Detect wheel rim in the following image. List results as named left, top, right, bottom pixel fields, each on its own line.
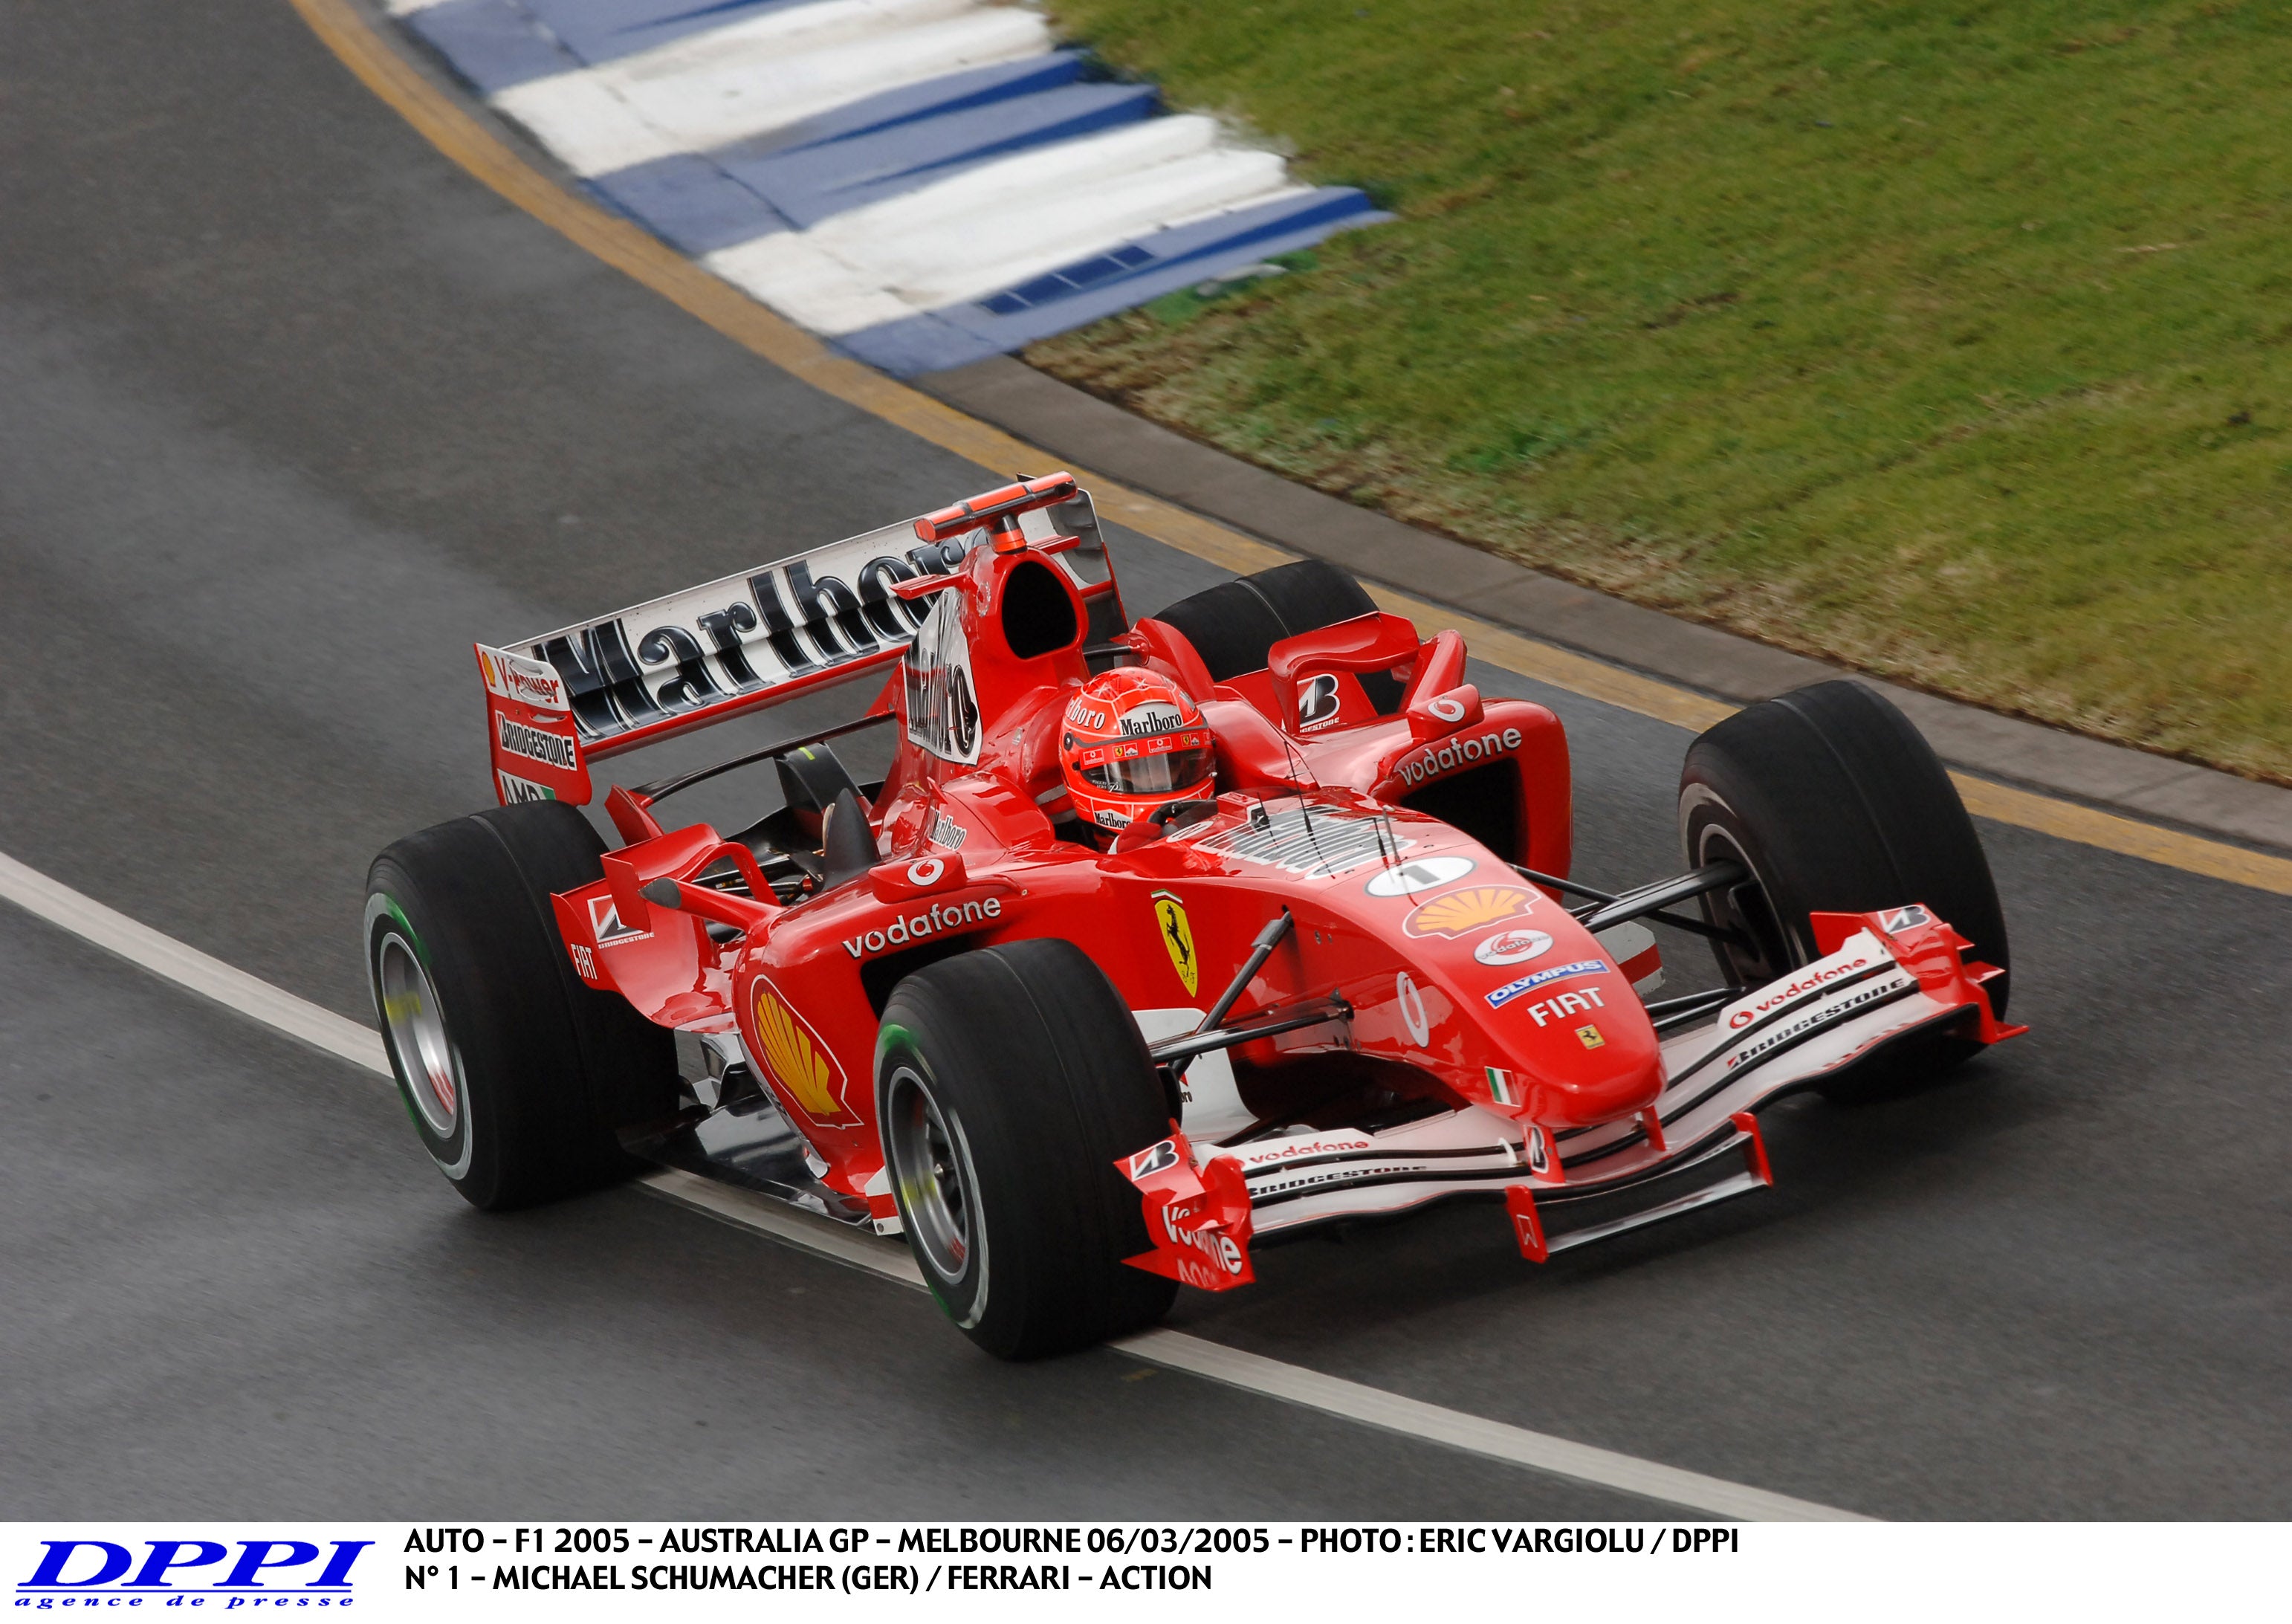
left=1691, top=821, right=1796, bottom=986
left=378, top=935, right=459, bottom=1136
left=884, top=1064, right=971, bottom=1284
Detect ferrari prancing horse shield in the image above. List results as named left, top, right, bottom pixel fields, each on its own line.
left=1152, top=890, right=1199, bottom=997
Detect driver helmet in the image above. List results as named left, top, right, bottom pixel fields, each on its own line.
left=1058, top=668, right=1215, bottom=833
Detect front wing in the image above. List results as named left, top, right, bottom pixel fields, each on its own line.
left=1118, top=905, right=2022, bottom=1288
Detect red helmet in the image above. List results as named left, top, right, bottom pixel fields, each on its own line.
left=1058, top=669, right=1216, bottom=833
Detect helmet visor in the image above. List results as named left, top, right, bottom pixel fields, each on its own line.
left=1080, top=745, right=1214, bottom=798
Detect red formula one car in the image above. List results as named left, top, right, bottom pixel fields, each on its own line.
left=366, top=474, right=2023, bottom=1358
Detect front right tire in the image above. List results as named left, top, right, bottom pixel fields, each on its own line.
left=1680, top=680, right=2010, bottom=1008
left=1680, top=682, right=2010, bottom=1099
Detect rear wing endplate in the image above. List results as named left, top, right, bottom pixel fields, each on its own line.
left=476, top=491, right=1116, bottom=806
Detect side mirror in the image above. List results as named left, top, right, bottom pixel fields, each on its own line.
left=1267, top=612, right=1422, bottom=733
left=638, top=876, right=774, bottom=936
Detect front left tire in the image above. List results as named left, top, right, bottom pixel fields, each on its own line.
left=875, top=938, right=1178, bottom=1359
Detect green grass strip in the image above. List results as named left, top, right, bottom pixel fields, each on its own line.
left=1032, top=0, right=2292, bottom=780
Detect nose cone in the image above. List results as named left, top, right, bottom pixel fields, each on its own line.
left=1325, top=841, right=1665, bottom=1130
left=1505, top=1004, right=1664, bottom=1126
left=1446, top=925, right=1665, bottom=1127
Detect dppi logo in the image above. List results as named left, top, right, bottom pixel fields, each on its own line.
left=1295, top=674, right=1341, bottom=731
left=19, top=1538, right=372, bottom=1602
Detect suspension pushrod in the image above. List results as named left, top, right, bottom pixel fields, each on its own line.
left=1194, top=909, right=1295, bottom=1037
left=1151, top=997, right=1347, bottom=1064
left=1517, top=863, right=1746, bottom=946
left=1593, top=905, right=1749, bottom=948
left=1642, top=984, right=1744, bottom=1034
left=1509, top=863, right=1619, bottom=905
left=1168, top=908, right=1296, bottom=1085
left=1577, top=861, right=1748, bottom=936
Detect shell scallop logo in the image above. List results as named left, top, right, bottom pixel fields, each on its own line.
left=750, top=980, right=858, bottom=1126
left=1405, top=885, right=1535, bottom=939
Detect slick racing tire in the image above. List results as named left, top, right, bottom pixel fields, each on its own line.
left=1152, top=559, right=1402, bottom=709
left=875, top=939, right=1178, bottom=1359
left=1680, top=682, right=2010, bottom=1093
left=364, top=801, right=676, bottom=1211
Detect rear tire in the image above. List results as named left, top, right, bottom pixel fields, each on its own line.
left=1679, top=682, right=2009, bottom=1095
left=875, top=939, right=1178, bottom=1359
left=364, top=801, right=676, bottom=1210
left=1151, top=559, right=1402, bottom=709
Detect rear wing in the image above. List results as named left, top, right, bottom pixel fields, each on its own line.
left=476, top=488, right=1119, bottom=806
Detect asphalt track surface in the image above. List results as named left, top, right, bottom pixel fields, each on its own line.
left=4, top=0, right=2291, bottom=1522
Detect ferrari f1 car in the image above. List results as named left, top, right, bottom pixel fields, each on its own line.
left=366, top=473, right=2023, bottom=1359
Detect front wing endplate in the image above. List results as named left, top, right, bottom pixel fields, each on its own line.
left=1116, top=1127, right=1257, bottom=1291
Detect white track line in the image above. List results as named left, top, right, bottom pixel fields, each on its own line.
left=0, top=847, right=1862, bottom=1522
left=644, top=1166, right=928, bottom=1284
left=642, top=1168, right=1865, bottom=1521
left=0, top=849, right=388, bottom=1075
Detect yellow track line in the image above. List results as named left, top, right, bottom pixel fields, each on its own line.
left=288, top=0, right=2292, bottom=901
